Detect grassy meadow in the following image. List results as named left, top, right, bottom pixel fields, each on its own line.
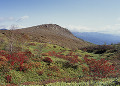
left=0, top=32, right=120, bottom=86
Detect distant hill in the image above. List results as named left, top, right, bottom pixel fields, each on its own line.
left=16, top=24, right=90, bottom=49
left=72, top=32, right=120, bottom=45
left=0, top=29, right=7, bottom=30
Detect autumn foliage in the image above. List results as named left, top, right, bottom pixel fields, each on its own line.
left=0, top=50, right=30, bottom=71
left=43, top=57, right=53, bottom=64
left=5, top=75, right=12, bottom=83
left=83, top=56, right=118, bottom=78
left=48, top=51, right=82, bottom=64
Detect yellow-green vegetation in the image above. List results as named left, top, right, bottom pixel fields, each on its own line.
left=18, top=78, right=120, bottom=86
left=0, top=34, right=120, bottom=86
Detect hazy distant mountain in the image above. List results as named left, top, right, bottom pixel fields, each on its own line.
left=0, top=29, right=7, bottom=30
left=72, top=32, right=120, bottom=45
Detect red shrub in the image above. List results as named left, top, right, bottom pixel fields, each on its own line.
left=48, top=51, right=81, bottom=64
left=19, top=63, right=30, bottom=72
left=0, top=50, right=31, bottom=71
left=5, top=52, right=29, bottom=71
left=43, top=57, right=53, bottom=64
left=47, top=73, right=53, bottom=76
left=24, top=50, right=34, bottom=57
left=5, top=75, right=12, bottom=83
left=83, top=57, right=118, bottom=78
left=82, top=64, right=89, bottom=73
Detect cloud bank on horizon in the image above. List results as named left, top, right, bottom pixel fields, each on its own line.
left=66, top=23, right=120, bottom=36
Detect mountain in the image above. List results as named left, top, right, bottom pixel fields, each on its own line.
left=0, top=28, right=7, bottom=30
left=72, top=32, right=120, bottom=45
left=15, top=24, right=90, bottom=49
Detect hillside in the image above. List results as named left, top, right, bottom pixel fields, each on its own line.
left=72, top=32, right=120, bottom=45
left=0, top=41, right=119, bottom=85
left=0, top=26, right=120, bottom=85
left=0, top=24, right=120, bottom=85
left=17, top=24, right=90, bottom=49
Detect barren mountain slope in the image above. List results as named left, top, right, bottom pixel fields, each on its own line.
left=17, top=24, right=90, bottom=49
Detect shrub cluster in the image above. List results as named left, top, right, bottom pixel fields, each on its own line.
left=48, top=51, right=82, bottom=64
left=0, top=50, right=31, bottom=72
left=49, top=66, right=59, bottom=72
left=37, top=70, right=44, bottom=76
left=43, top=57, right=53, bottom=64
left=83, top=56, right=119, bottom=78
left=5, top=75, right=12, bottom=83
left=80, top=45, right=115, bottom=54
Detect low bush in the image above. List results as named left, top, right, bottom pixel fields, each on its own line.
left=43, top=57, right=53, bottom=64
left=63, top=62, right=78, bottom=69
left=37, top=70, right=44, bottom=76
left=49, top=66, right=59, bottom=72
left=5, top=75, right=12, bottom=83
left=48, top=51, right=82, bottom=64
left=80, top=45, right=114, bottom=54
left=83, top=57, right=119, bottom=79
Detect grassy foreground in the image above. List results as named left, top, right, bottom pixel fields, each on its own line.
left=0, top=33, right=120, bottom=86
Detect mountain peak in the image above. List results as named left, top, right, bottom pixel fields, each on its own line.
left=35, top=24, right=71, bottom=35
left=17, top=24, right=90, bottom=49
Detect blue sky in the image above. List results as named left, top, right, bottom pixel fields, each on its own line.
left=1, top=0, right=120, bottom=35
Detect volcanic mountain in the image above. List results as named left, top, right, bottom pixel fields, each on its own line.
left=1, top=24, right=91, bottom=49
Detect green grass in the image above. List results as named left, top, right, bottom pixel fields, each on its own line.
left=0, top=40, right=119, bottom=85
left=20, top=77, right=120, bottom=86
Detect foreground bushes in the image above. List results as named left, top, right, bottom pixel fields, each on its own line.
left=83, top=56, right=119, bottom=79
left=0, top=50, right=32, bottom=84
left=48, top=51, right=82, bottom=64
left=0, top=47, right=119, bottom=85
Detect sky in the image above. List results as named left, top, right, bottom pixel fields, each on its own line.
left=1, top=0, right=120, bottom=35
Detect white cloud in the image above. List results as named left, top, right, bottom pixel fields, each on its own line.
left=0, top=17, right=14, bottom=22
left=65, top=24, right=120, bottom=36
left=20, top=16, right=29, bottom=20
left=15, top=25, right=25, bottom=29
left=0, top=24, right=25, bottom=30
left=16, top=16, right=29, bottom=22
left=102, top=24, right=120, bottom=35
left=65, top=25, right=97, bottom=32
left=0, top=16, right=29, bottom=23
left=0, top=25, right=7, bottom=29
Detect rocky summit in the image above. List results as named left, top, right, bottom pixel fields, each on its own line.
left=17, top=24, right=90, bottom=49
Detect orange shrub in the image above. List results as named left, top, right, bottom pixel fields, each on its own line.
left=0, top=56, right=8, bottom=61
left=34, top=62, right=41, bottom=68
left=41, top=53, right=49, bottom=56
left=19, top=63, right=30, bottom=72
